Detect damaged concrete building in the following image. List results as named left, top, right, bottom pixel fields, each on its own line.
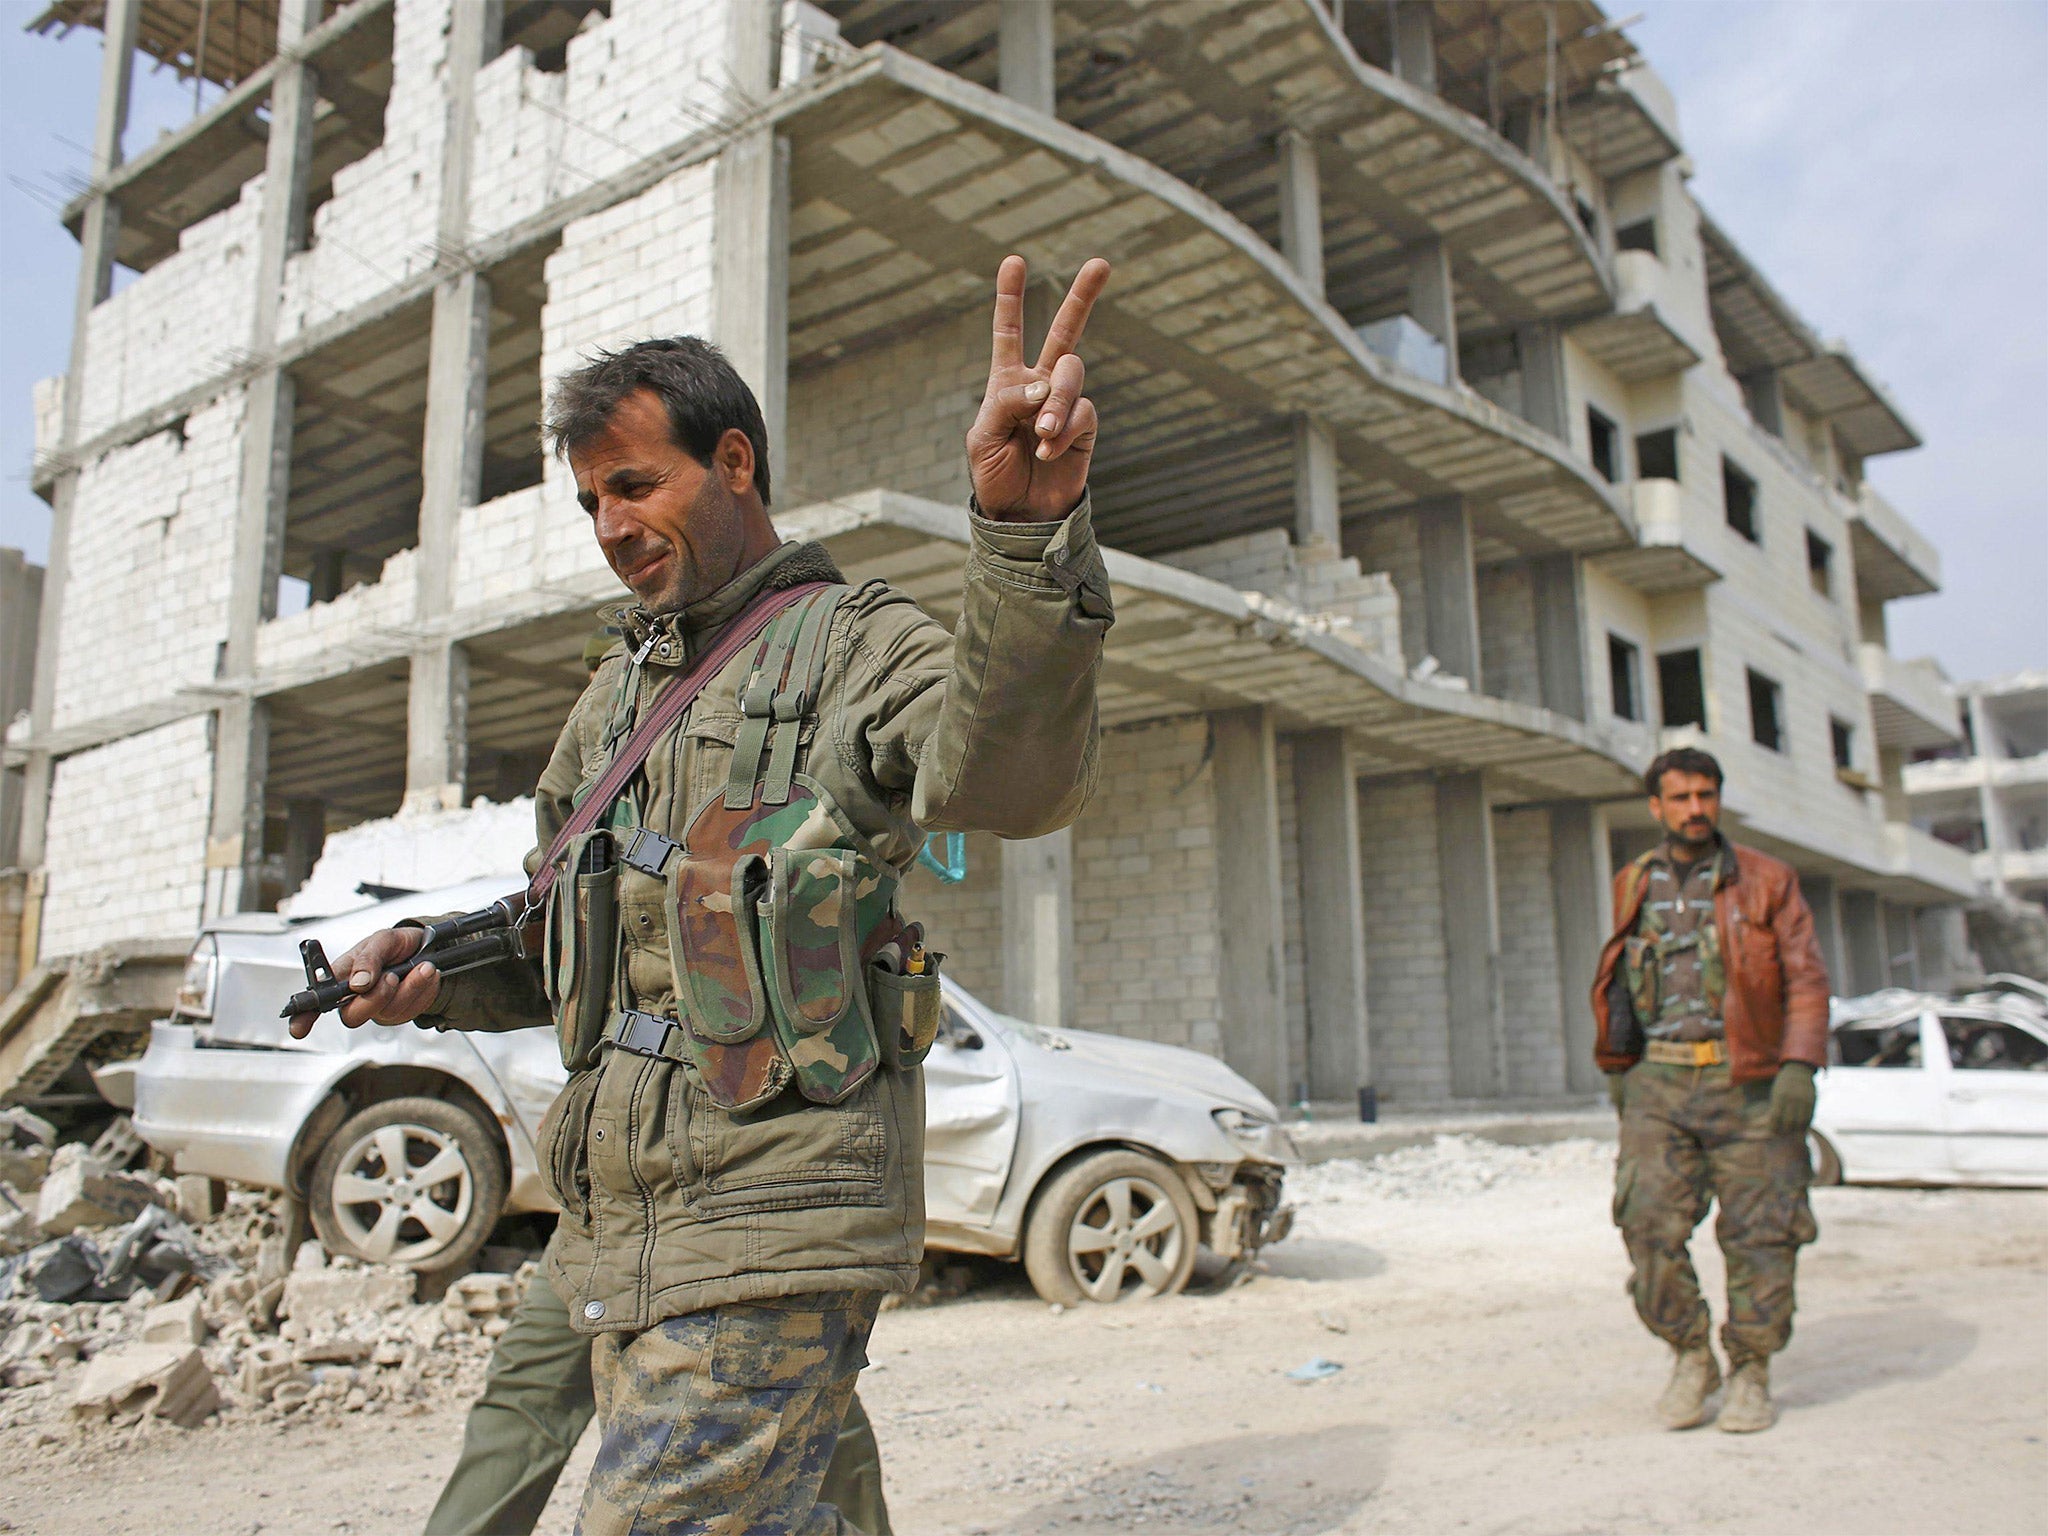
left=10, top=0, right=1977, bottom=1111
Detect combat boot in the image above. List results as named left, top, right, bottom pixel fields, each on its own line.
left=1655, top=1343, right=1722, bottom=1430
left=1717, top=1359, right=1774, bottom=1433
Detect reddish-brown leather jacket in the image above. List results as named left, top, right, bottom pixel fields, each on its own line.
left=1591, top=838, right=1831, bottom=1084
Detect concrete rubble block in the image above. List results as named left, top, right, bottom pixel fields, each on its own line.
left=35, top=1146, right=171, bottom=1236
left=295, top=1335, right=372, bottom=1365
left=0, top=1106, right=57, bottom=1149
left=281, top=1266, right=416, bottom=1326
left=0, top=1183, right=40, bottom=1255
left=173, top=1175, right=227, bottom=1225
left=70, top=1342, right=221, bottom=1428
left=0, top=1145, right=50, bottom=1192
left=237, top=1338, right=296, bottom=1400
left=140, top=1292, right=207, bottom=1346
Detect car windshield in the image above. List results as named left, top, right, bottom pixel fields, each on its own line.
left=1834, top=1021, right=1922, bottom=1069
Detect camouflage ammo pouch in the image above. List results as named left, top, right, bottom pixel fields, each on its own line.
left=543, top=829, right=619, bottom=1072
left=868, top=955, right=943, bottom=1071
left=654, top=588, right=935, bottom=1112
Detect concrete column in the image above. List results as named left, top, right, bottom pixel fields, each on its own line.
left=1530, top=553, right=1588, bottom=721
left=713, top=130, right=791, bottom=487
left=1291, top=730, right=1369, bottom=1103
left=1001, top=829, right=1073, bottom=1030
left=1211, top=708, right=1290, bottom=1102
left=726, top=0, right=781, bottom=100
left=18, top=0, right=140, bottom=873
left=1406, top=238, right=1458, bottom=382
left=0, top=553, right=44, bottom=869
left=1291, top=417, right=1341, bottom=554
left=1436, top=771, right=1505, bottom=1099
left=1967, top=693, right=2011, bottom=892
left=1416, top=498, right=1481, bottom=686
left=1841, top=889, right=1885, bottom=996
left=1549, top=801, right=1610, bottom=1095
left=1392, top=0, right=1438, bottom=93
left=207, top=0, right=322, bottom=916
left=1275, top=128, right=1324, bottom=297
left=407, top=0, right=497, bottom=812
left=1516, top=322, right=1568, bottom=440
left=1803, top=874, right=1846, bottom=990
left=997, top=0, right=1056, bottom=114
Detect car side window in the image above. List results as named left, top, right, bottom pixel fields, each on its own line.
left=1835, top=1022, right=1922, bottom=1069
left=1941, top=1017, right=2048, bottom=1073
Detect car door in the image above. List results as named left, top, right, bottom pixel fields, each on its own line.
left=920, top=991, right=1022, bottom=1234
left=1937, top=1012, right=2048, bottom=1182
left=1820, top=1014, right=1949, bottom=1180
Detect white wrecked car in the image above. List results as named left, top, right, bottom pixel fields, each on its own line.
left=133, top=876, right=1293, bottom=1303
left=1812, top=977, right=2048, bottom=1188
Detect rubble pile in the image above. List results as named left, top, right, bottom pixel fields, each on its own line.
left=1288, top=1134, right=1614, bottom=1204
left=0, top=1116, right=528, bottom=1439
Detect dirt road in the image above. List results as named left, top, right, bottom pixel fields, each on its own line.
left=3, top=1136, right=2042, bottom=1535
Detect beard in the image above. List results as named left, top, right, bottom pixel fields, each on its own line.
left=629, top=473, right=747, bottom=615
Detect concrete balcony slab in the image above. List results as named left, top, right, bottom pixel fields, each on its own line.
left=1847, top=485, right=1941, bottom=601
left=1590, top=477, right=1720, bottom=594
left=1569, top=249, right=1703, bottom=383
left=1860, top=645, right=1962, bottom=750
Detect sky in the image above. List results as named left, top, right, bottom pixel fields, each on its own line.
left=1, top=1, right=2044, bottom=682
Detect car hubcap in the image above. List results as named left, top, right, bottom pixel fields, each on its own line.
left=329, top=1124, right=473, bottom=1264
left=1067, top=1174, right=1183, bottom=1302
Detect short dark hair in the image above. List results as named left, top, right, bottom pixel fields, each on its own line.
left=543, top=337, right=771, bottom=506
left=1645, top=746, right=1724, bottom=798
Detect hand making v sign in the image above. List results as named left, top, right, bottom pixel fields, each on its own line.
left=967, top=254, right=1113, bottom=522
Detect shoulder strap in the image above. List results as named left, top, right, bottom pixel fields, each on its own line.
left=524, top=581, right=831, bottom=909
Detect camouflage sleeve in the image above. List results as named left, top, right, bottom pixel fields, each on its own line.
left=846, top=497, right=1113, bottom=839
left=414, top=664, right=615, bottom=1034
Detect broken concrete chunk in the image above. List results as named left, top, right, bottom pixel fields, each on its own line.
left=0, top=1107, right=57, bottom=1149
left=173, top=1175, right=226, bottom=1225
left=140, top=1293, right=207, bottom=1346
left=295, top=1335, right=372, bottom=1365
left=0, top=1146, right=50, bottom=1192
left=35, top=1152, right=168, bottom=1236
left=70, top=1342, right=221, bottom=1428
left=281, top=1266, right=415, bottom=1325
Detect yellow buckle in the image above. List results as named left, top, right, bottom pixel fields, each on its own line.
left=1646, top=1038, right=1726, bottom=1067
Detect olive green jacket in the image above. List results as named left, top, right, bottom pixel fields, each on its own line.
left=421, top=501, right=1111, bottom=1331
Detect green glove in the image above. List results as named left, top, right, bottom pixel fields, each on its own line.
left=1606, top=1073, right=1627, bottom=1113
left=1769, top=1062, right=1817, bottom=1136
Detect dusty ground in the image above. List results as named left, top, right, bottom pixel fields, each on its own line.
left=2, top=1135, right=2043, bottom=1536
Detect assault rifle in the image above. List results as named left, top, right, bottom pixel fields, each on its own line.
left=279, top=894, right=536, bottom=1019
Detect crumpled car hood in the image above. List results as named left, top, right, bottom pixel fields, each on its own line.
left=1003, top=1019, right=1281, bottom=1121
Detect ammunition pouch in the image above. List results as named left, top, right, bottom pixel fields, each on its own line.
left=543, top=830, right=618, bottom=1072
left=869, top=962, right=943, bottom=1071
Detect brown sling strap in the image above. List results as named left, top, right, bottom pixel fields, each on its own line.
left=522, top=580, right=833, bottom=910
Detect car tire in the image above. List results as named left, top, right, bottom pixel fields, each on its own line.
left=1022, top=1149, right=1200, bottom=1306
left=308, top=1096, right=507, bottom=1275
left=1808, top=1130, right=1844, bottom=1186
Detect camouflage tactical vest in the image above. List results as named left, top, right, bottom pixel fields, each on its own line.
left=538, top=586, right=941, bottom=1111
left=1619, top=846, right=1726, bottom=1030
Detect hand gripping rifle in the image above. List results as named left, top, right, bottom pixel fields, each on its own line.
left=276, top=580, right=834, bottom=1023
left=280, top=893, right=538, bottom=1019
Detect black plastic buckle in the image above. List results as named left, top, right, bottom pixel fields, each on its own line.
left=618, top=826, right=681, bottom=878
left=609, top=1009, right=676, bottom=1059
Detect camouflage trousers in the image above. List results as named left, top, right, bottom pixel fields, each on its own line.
left=424, top=1265, right=890, bottom=1535
left=1613, top=1062, right=1818, bottom=1367
left=578, top=1290, right=884, bottom=1536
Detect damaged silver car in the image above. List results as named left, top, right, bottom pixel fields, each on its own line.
left=133, top=878, right=1294, bottom=1303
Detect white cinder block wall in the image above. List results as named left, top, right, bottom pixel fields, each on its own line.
left=1493, top=806, right=1567, bottom=1095
left=1357, top=775, right=1452, bottom=1101
left=40, top=717, right=214, bottom=955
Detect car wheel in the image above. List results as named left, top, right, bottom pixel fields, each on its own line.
left=1022, top=1149, right=1200, bottom=1306
left=1808, top=1130, right=1844, bottom=1186
left=308, top=1096, right=507, bottom=1274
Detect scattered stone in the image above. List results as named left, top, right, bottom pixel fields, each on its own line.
left=70, top=1342, right=220, bottom=1428
left=293, top=1240, right=328, bottom=1272
left=140, top=1293, right=206, bottom=1346
left=281, top=1266, right=415, bottom=1326
left=296, top=1335, right=372, bottom=1365
left=173, top=1175, right=226, bottom=1225
left=35, top=1147, right=167, bottom=1236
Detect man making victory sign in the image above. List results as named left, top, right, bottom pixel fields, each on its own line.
left=295, top=255, right=1115, bottom=1535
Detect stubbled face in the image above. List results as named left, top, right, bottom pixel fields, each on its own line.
left=568, top=389, right=770, bottom=614
left=1649, top=769, right=1722, bottom=853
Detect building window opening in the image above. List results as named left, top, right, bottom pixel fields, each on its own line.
left=1608, top=633, right=1643, bottom=722
left=499, top=1, right=612, bottom=73
left=479, top=239, right=557, bottom=503
left=1747, top=667, right=1785, bottom=753
left=1615, top=218, right=1658, bottom=257
left=1831, top=716, right=1855, bottom=772
left=281, top=299, right=433, bottom=611
left=1659, top=649, right=1707, bottom=730
left=1635, top=427, right=1678, bottom=482
left=1587, top=406, right=1621, bottom=484
left=1806, top=529, right=1834, bottom=598
left=1723, top=457, right=1760, bottom=543
left=302, top=25, right=397, bottom=229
